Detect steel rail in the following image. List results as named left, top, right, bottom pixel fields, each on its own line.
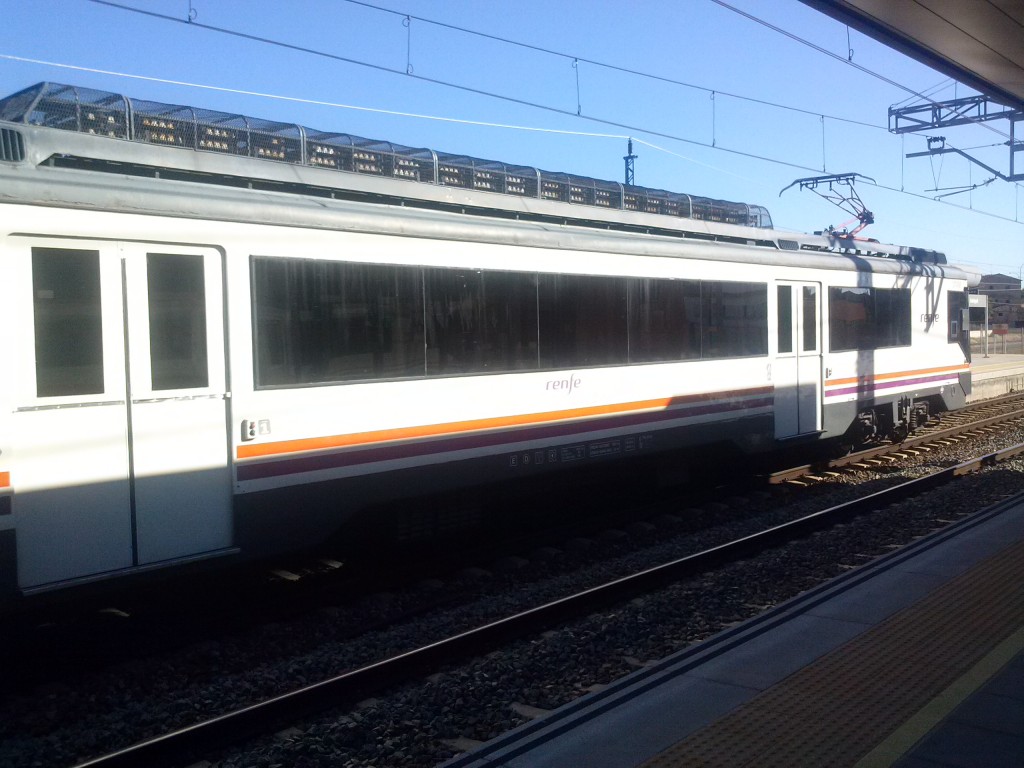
left=769, top=401, right=1024, bottom=484
left=73, top=440, right=1024, bottom=768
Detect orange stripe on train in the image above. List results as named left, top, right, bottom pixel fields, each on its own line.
left=826, top=363, right=968, bottom=388
left=237, top=388, right=771, bottom=460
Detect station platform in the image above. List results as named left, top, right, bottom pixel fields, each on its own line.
left=968, top=352, right=1024, bottom=401
left=445, top=492, right=1024, bottom=768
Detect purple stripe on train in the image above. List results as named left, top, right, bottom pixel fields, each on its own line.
left=826, top=373, right=958, bottom=399
left=238, top=395, right=774, bottom=481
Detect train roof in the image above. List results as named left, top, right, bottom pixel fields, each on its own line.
left=0, top=81, right=961, bottom=272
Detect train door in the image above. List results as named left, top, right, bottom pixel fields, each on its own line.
left=122, top=245, right=232, bottom=564
left=774, top=282, right=823, bottom=439
left=11, top=242, right=134, bottom=588
left=10, top=240, right=232, bottom=590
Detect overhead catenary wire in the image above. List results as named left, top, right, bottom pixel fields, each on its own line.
left=338, top=0, right=887, bottom=131
left=6, top=2, right=1022, bottom=227
left=2, top=52, right=1018, bottom=231
left=891, top=77, right=955, bottom=109
left=358, top=0, right=1016, bottom=157
left=73, top=2, right=1016, bottom=181
left=136, top=0, right=1022, bottom=199
left=362, top=0, right=1022, bottom=198
left=713, top=0, right=1023, bottom=199
left=86, top=0, right=1017, bottom=161
left=711, top=0, right=1015, bottom=143
left=0, top=54, right=634, bottom=140
left=723, top=3, right=1024, bottom=200
left=0, top=51, right=761, bottom=188
left=0, top=52, right=816, bottom=179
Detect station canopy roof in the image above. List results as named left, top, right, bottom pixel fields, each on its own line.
left=800, top=0, right=1024, bottom=110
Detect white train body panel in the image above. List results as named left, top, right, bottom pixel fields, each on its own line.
left=0, top=84, right=977, bottom=600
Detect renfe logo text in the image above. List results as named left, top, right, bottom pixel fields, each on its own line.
left=546, top=376, right=582, bottom=394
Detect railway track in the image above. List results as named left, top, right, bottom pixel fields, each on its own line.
left=21, top=394, right=1021, bottom=687
left=768, top=391, right=1024, bottom=485
left=73, top=436, right=1024, bottom=768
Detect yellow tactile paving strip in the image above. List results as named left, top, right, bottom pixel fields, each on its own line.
left=641, top=538, right=1024, bottom=768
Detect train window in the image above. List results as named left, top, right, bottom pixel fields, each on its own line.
left=802, top=285, right=818, bottom=352
left=426, top=268, right=484, bottom=375
left=539, top=274, right=628, bottom=367
left=875, top=288, right=911, bottom=347
left=777, top=285, right=793, bottom=353
left=425, top=268, right=539, bottom=375
left=32, top=247, right=104, bottom=397
left=252, top=257, right=425, bottom=386
left=829, top=287, right=911, bottom=351
left=947, top=290, right=967, bottom=343
left=148, top=253, right=208, bottom=390
left=481, top=271, right=540, bottom=371
left=701, top=281, right=768, bottom=358
left=252, top=258, right=776, bottom=387
left=628, top=278, right=701, bottom=362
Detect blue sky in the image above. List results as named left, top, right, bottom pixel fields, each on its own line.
left=2, top=0, right=1021, bottom=276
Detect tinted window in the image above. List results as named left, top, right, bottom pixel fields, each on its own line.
left=702, top=281, right=768, bottom=358
left=32, top=247, right=104, bottom=397
left=251, top=255, right=770, bottom=388
left=426, top=268, right=539, bottom=374
left=253, top=257, right=425, bottom=386
left=426, top=268, right=483, bottom=375
left=802, top=285, right=818, bottom=352
left=777, top=285, right=793, bottom=354
left=875, top=288, right=911, bottom=346
left=539, top=274, right=628, bottom=367
left=480, top=270, right=539, bottom=371
left=628, top=278, right=701, bottom=362
left=829, top=286, right=911, bottom=351
left=148, top=253, right=208, bottom=390
left=947, top=290, right=967, bottom=342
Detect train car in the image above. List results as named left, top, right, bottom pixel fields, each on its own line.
left=0, top=83, right=976, bottom=604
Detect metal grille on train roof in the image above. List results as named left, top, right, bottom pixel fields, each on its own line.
left=0, top=81, right=773, bottom=229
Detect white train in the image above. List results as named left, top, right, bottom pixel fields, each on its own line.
left=0, top=83, right=976, bottom=604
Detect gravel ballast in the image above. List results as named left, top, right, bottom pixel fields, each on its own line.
left=3, top=426, right=1023, bottom=768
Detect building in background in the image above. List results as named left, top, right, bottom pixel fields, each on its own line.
left=976, top=274, right=1023, bottom=329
